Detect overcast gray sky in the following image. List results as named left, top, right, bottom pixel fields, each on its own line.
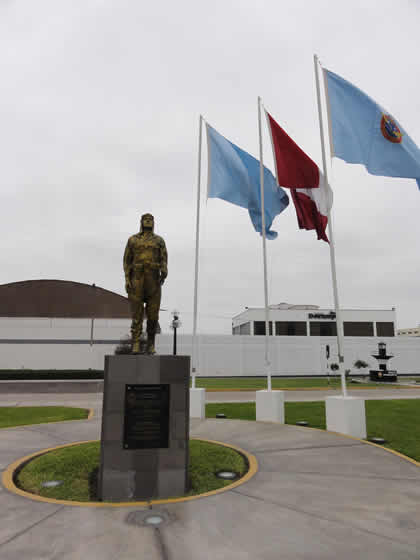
left=1, top=0, right=419, bottom=334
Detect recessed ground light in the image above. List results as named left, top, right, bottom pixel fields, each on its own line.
left=215, top=413, right=226, bottom=418
left=369, top=437, right=387, bottom=444
left=144, top=515, right=164, bottom=526
left=216, top=470, right=238, bottom=480
left=296, top=421, right=308, bottom=426
left=126, top=509, right=172, bottom=528
left=41, top=480, right=63, bottom=488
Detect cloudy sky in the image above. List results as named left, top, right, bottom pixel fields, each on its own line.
left=1, top=0, right=419, bottom=334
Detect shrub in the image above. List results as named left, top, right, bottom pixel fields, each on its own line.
left=354, top=359, right=369, bottom=370
left=114, top=335, right=132, bottom=355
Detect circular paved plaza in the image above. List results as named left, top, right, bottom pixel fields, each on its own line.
left=0, top=393, right=419, bottom=559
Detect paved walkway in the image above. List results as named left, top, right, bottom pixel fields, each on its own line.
left=1, top=394, right=419, bottom=559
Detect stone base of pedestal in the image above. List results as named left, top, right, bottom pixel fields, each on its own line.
left=98, top=354, right=190, bottom=501
left=256, top=390, right=285, bottom=423
left=190, top=388, right=206, bottom=419
left=325, top=396, right=367, bottom=439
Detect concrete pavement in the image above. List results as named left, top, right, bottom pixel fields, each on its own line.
left=0, top=393, right=419, bottom=559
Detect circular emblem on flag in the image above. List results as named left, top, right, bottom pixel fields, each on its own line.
left=380, top=114, right=403, bottom=143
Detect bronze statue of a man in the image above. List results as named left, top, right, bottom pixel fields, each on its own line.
left=123, top=213, right=168, bottom=354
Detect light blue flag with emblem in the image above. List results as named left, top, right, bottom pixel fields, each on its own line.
left=324, top=69, right=420, bottom=189
left=206, top=123, right=289, bottom=239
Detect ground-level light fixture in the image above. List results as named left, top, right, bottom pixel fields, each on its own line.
left=369, top=437, right=387, bottom=444
left=296, top=421, right=308, bottom=426
left=216, top=470, right=238, bottom=480
left=144, top=515, right=165, bottom=526
left=215, top=413, right=226, bottom=418
left=126, top=509, right=172, bottom=528
left=41, top=480, right=63, bottom=488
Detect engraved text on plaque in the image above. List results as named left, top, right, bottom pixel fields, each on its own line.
left=123, top=384, right=170, bottom=449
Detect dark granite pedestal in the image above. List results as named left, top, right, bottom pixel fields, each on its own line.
left=98, top=354, right=190, bottom=501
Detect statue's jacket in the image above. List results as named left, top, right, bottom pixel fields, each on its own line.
left=123, top=231, right=168, bottom=302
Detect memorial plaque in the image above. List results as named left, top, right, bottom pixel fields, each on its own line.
left=123, top=384, right=170, bottom=449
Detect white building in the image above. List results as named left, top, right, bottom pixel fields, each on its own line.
left=0, top=282, right=418, bottom=376
left=397, top=325, right=420, bottom=337
left=232, top=302, right=396, bottom=338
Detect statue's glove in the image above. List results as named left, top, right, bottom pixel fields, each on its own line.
left=160, top=271, right=167, bottom=286
left=125, top=277, right=132, bottom=293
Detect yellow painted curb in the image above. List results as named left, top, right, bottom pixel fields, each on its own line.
left=1, top=438, right=258, bottom=508
left=0, top=407, right=94, bottom=430
left=203, top=386, right=412, bottom=392
left=205, top=388, right=331, bottom=392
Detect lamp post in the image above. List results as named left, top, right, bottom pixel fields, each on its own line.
left=325, top=344, right=330, bottom=387
left=171, top=310, right=181, bottom=356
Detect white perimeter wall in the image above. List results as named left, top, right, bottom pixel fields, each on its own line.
left=0, top=318, right=419, bottom=374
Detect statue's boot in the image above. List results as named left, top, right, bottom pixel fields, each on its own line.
left=146, top=320, right=157, bottom=355
left=132, top=338, right=141, bottom=354
left=130, top=301, right=145, bottom=354
left=131, top=328, right=143, bottom=354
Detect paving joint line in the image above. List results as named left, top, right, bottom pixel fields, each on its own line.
left=252, top=442, right=364, bottom=454
left=259, top=470, right=420, bottom=482
left=0, top=505, right=66, bottom=548
left=14, top=425, right=77, bottom=442
left=153, top=528, right=170, bottom=560
left=230, top=489, right=418, bottom=550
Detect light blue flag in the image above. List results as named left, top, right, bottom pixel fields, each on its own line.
left=206, top=123, right=289, bottom=239
left=324, top=69, right=420, bottom=189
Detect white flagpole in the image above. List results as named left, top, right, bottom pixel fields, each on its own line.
left=258, top=96, right=272, bottom=391
left=313, top=54, right=348, bottom=397
left=191, top=115, right=203, bottom=390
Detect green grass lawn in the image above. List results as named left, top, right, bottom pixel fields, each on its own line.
left=9, top=399, right=420, bottom=503
left=206, top=399, right=420, bottom=462
left=0, top=407, right=89, bottom=429
left=16, top=439, right=248, bottom=502
left=190, top=377, right=404, bottom=390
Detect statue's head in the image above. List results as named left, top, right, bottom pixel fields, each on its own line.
left=140, top=213, right=154, bottom=232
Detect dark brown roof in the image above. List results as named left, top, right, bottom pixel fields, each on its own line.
left=0, top=280, right=131, bottom=318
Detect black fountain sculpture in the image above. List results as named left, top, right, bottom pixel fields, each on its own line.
left=369, top=341, right=397, bottom=382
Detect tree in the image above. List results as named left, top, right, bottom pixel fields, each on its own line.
left=114, top=335, right=132, bottom=355
left=353, top=359, right=370, bottom=379
left=354, top=359, right=369, bottom=370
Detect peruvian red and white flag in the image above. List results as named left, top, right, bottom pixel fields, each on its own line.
left=265, top=110, right=333, bottom=243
